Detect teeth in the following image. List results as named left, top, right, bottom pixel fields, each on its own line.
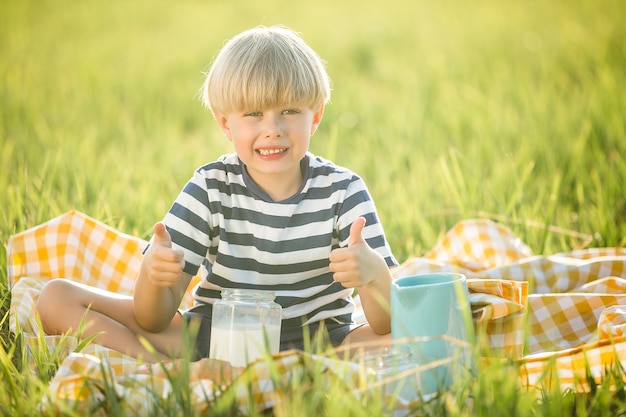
left=258, top=148, right=286, bottom=155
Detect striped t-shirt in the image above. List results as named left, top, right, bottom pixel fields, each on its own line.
left=163, top=152, right=397, bottom=330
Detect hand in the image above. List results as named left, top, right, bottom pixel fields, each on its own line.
left=329, top=217, right=382, bottom=288
left=146, top=222, right=185, bottom=287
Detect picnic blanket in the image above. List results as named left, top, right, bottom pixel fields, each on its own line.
left=6, top=210, right=626, bottom=414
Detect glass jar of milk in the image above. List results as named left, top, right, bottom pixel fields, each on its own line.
left=209, top=288, right=282, bottom=367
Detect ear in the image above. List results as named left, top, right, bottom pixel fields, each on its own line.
left=310, top=105, right=325, bottom=135
left=214, top=112, right=232, bottom=140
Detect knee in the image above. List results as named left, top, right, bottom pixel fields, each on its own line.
left=36, top=279, right=73, bottom=334
left=342, top=324, right=391, bottom=346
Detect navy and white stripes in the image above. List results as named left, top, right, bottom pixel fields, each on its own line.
left=162, top=152, right=397, bottom=329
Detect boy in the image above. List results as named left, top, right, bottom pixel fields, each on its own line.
left=37, top=26, right=397, bottom=363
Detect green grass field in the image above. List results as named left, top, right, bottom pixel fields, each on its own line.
left=2, top=0, right=625, bottom=415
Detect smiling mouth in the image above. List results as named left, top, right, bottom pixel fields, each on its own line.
left=257, top=148, right=287, bottom=156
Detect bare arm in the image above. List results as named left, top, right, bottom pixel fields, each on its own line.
left=133, top=222, right=192, bottom=332
left=353, top=264, right=392, bottom=334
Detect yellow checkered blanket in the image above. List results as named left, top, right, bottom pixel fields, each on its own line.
left=7, top=210, right=626, bottom=413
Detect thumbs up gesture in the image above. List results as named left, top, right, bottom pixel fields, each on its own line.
left=347, top=216, right=367, bottom=248
left=329, top=217, right=383, bottom=288
left=146, top=222, right=185, bottom=287
left=153, top=222, right=173, bottom=247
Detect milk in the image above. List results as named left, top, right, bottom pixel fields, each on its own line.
left=209, top=324, right=281, bottom=367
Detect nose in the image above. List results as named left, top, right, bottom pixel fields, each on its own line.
left=262, top=114, right=282, bottom=138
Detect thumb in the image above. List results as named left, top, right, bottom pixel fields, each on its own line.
left=153, top=222, right=172, bottom=247
left=348, top=216, right=366, bottom=247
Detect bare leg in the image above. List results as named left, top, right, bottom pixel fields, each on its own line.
left=36, top=279, right=187, bottom=362
left=338, top=324, right=391, bottom=358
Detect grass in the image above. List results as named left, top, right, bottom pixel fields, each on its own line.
left=1, top=0, right=625, bottom=415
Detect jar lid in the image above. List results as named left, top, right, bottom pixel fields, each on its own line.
left=355, top=347, right=413, bottom=370
left=220, top=287, right=276, bottom=301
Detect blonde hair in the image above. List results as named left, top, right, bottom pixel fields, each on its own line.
left=201, top=26, right=331, bottom=115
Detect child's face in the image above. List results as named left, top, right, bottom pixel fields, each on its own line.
left=214, top=103, right=323, bottom=195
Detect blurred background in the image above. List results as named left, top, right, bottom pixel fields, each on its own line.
left=2, top=0, right=625, bottom=263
